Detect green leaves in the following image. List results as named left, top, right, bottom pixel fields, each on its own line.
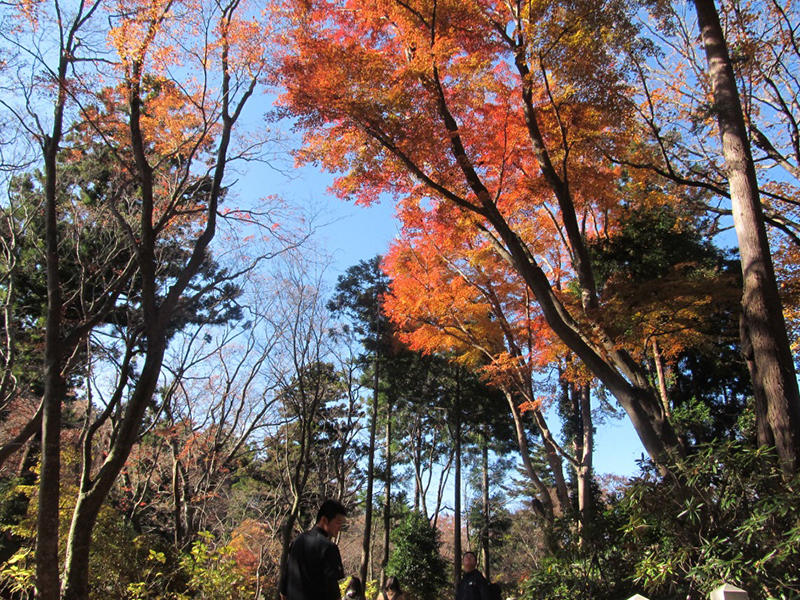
left=386, top=511, right=448, bottom=600
left=619, top=442, right=800, bottom=598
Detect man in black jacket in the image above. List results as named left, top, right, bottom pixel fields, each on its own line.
left=455, top=551, right=489, bottom=600
left=279, top=499, right=348, bottom=600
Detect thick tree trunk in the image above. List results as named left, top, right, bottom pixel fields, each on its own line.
left=359, top=356, right=379, bottom=586
left=62, top=342, right=167, bottom=599
left=694, top=0, right=800, bottom=475
left=741, top=315, right=775, bottom=447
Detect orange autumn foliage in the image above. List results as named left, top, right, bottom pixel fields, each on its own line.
left=383, top=199, right=562, bottom=399
left=278, top=0, right=710, bottom=389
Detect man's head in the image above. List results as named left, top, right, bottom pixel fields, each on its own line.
left=462, top=551, right=477, bottom=573
left=316, top=499, right=348, bottom=538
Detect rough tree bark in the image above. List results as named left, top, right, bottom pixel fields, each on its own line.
left=693, top=0, right=800, bottom=475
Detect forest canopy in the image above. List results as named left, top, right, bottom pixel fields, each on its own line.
left=1, top=0, right=799, bottom=599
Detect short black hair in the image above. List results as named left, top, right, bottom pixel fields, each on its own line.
left=463, top=551, right=477, bottom=559
left=316, top=499, right=348, bottom=522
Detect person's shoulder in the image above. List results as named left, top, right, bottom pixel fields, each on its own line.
left=468, top=569, right=488, bottom=583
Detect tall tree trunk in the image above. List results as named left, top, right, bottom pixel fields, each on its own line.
left=380, top=395, right=392, bottom=586
left=480, top=430, right=490, bottom=581
left=504, top=391, right=554, bottom=523
left=742, top=314, right=775, bottom=447
left=171, top=442, right=184, bottom=547
left=36, top=65, right=69, bottom=600
left=359, top=355, right=379, bottom=586
left=452, top=374, right=462, bottom=597
left=694, top=0, right=800, bottom=475
left=413, top=417, right=421, bottom=513
left=531, top=410, right=570, bottom=515
left=62, top=342, right=167, bottom=599
left=576, top=384, right=594, bottom=544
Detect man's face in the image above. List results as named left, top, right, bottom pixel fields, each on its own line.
left=462, top=553, right=477, bottom=572
left=320, top=513, right=347, bottom=538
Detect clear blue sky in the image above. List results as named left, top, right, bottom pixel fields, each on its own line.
left=243, top=158, right=645, bottom=478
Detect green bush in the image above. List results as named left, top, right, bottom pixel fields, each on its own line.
left=521, top=442, right=800, bottom=600
left=619, top=442, right=800, bottom=599
left=386, top=512, right=448, bottom=600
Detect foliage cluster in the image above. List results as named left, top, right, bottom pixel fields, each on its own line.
left=519, top=442, right=800, bottom=600
left=2, top=0, right=800, bottom=598
left=386, top=512, right=448, bottom=600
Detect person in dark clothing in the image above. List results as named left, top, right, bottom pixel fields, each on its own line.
left=344, top=576, right=364, bottom=600
left=279, top=499, right=348, bottom=600
left=455, top=551, right=489, bottom=600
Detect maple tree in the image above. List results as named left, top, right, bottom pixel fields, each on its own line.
left=277, top=0, right=697, bottom=477
left=383, top=207, right=574, bottom=525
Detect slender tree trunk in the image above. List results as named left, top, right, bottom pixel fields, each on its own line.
left=36, top=98, right=67, bottom=600
left=504, top=391, right=554, bottom=523
left=359, top=355, right=379, bottom=586
left=413, top=417, right=421, bottom=513
left=171, top=443, right=184, bottom=546
left=576, top=384, right=594, bottom=544
left=380, top=395, right=392, bottom=586
left=652, top=339, right=671, bottom=419
left=480, top=430, right=490, bottom=581
left=694, top=0, right=800, bottom=475
left=452, top=374, right=462, bottom=597
left=531, top=411, right=570, bottom=515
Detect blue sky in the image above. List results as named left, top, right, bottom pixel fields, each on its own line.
left=244, top=156, right=646, bottom=478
